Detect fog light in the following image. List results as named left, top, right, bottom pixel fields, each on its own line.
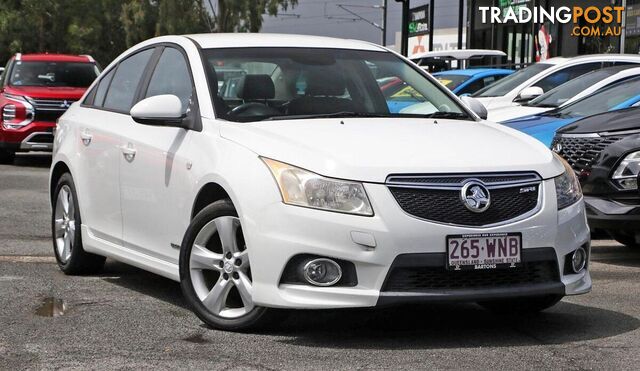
left=571, top=247, right=587, bottom=273
left=303, top=258, right=342, bottom=286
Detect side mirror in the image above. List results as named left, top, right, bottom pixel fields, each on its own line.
left=130, top=94, right=187, bottom=128
left=460, top=96, right=488, bottom=120
left=515, top=86, right=544, bottom=102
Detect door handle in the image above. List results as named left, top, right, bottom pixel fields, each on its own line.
left=121, top=144, right=136, bottom=162
left=80, top=130, right=92, bottom=146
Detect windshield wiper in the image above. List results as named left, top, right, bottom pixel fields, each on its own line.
left=261, top=111, right=390, bottom=121
left=422, top=111, right=469, bottom=119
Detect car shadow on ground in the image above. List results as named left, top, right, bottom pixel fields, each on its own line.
left=12, top=153, right=52, bottom=168
left=100, top=260, right=640, bottom=350
left=591, top=244, right=640, bottom=269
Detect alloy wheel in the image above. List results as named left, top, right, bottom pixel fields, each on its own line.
left=188, top=216, right=253, bottom=319
left=54, top=185, right=75, bottom=263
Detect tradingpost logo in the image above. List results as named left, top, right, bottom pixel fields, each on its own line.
left=479, top=2, right=624, bottom=37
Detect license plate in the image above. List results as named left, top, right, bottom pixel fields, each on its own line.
left=446, top=232, right=521, bottom=270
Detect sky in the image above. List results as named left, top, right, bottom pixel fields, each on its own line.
left=259, top=0, right=416, bottom=47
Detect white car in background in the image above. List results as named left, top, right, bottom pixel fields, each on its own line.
left=49, top=34, right=590, bottom=331
left=489, top=65, right=640, bottom=122
left=473, top=54, right=640, bottom=111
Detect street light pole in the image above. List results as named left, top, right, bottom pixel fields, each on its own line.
left=395, top=0, right=410, bottom=56
left=382, top=0, right=388, bottom=46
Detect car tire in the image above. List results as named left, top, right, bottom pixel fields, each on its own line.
left=609, top=230, right=640, bottom=248
left=52, top=173, right=106, bottom=274
left=179, top=199, right=283, bottom=331
left=477, top=294, right=563, bottom=314
left=0, top=149, right=15, bottom=164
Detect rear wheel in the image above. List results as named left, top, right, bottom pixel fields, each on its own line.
left=609, top=230, right=640, bottom=248
left=52, top=173, right=105, bottom=274
left=478, top=295, right=563, bottom=314
left=179, top=199, right=281, bottom=331
left=0, top=149, right=15, bottom=164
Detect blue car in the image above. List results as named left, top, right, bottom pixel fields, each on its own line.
left=433, top=68, right=513, bottom=95
left=502, top=76, right=640, bottom=146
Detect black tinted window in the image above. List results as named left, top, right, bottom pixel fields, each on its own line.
left=533, top=62, right=601, bottom=92
left=92, top=68, right=115, bottom=107
left=9, top=61, right=99, bottom=87
left=145, top=48, right=192, bottom=112
left=103, top=49, right=154, bottom=112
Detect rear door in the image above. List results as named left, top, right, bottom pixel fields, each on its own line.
left=119, top=45, right=198, bottom=264
left=75, top=48, right=155, bottom=246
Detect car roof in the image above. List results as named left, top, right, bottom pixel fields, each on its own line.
left=433, top=68, right=512, bottom=77
left=15, top=53, right=94, bottom=63
left=186, top=33, right=385, bottom=52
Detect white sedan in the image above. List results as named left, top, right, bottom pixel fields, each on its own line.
left=489, top=65, right=640, bottom=122
left=473, top=54, right=640, bottom=112
left=49, top=34, right=591, bottom=331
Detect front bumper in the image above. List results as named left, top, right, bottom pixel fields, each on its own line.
left=584, top=195, right=640, bottom=230
left=244, top=180, right=591, bottom=309
left=0, top=121, right=55, bottom=152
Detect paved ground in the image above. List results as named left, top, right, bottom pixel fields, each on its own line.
left=1, top=154, right=640, bottom=370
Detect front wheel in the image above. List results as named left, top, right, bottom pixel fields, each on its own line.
left=179, top=199, right=278, bottom=331
left=477, top=295, right=563, bottom=314
left=0, top=149, right=15, bottom=164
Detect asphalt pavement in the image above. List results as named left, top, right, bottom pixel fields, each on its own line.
left=1, top=154, right=640, bottom=370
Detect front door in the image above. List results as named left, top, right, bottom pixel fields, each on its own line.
left=119, top=46, right=197, bottom=263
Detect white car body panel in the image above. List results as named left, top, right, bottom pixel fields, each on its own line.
left=50, top=34, right=591, bottom=311
left=477, top=55, right=640, bottom=111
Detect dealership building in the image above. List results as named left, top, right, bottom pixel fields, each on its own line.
left=410, top=0, right=638, bottom=66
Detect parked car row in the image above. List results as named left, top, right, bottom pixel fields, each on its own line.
left=433, top=53, right=640, bottom=248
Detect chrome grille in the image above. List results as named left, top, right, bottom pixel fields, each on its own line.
left=551, top=134, right=624, bottom=174
left=26, top=97, right=77, bottom=123
left=387, top=173, right=542, bottom=227
left=27, top=97, right=76, bottom=111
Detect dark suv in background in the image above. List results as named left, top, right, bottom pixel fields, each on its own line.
left=552, top=107, right=640, bottom=247
left=0, top=53, right=99, bottom=163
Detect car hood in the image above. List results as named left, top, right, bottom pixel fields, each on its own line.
left=4, top=85, right=87, bottom=100
left=558, top=107, right=640, bottom=134
left=220, top=118, right=563, bottom=182
left=474, top=96, right=513, bottom=110
left=502, top=114, right=580, bottom=147
left=488, top=105, right=551, bottom=123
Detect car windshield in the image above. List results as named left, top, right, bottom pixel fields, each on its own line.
left=434, top=74, right=470, bottom=90
left=549, top=77, right=640, bottom=118
left=473, top=63, right=551, bottom=97
left=9, top=61, right=99, bottom=87
left=527, top=68, right=622, bottom=108
left=202, top=47, right=470, bottom=122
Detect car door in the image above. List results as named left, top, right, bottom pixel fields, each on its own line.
left=75, top=48, right=155, bottom=246
left=119, top=45, right=198, bottom=264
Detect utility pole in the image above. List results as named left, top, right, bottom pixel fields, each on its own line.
left=395, top=0, right=410, bottom=56
left=429, top=0, right=434, bottom=51
left=382, top=0, right=388, bottom=46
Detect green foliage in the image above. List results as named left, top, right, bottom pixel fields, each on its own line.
left=0, top=0, right=296, bottom=67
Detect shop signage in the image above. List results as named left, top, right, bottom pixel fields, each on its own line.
left=408, top=5, right=429, bottom=37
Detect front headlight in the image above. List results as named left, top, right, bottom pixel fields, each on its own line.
left=554, top=153, right=582, bottom=210
left=612, top=151, right=640, bottom=190
left=262, top=158, right=373, bottom=216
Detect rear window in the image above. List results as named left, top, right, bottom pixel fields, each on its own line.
left=9, top=61, right=99, bottom=87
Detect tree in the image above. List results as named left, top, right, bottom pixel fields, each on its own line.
left=0, top=0, right=298, bottom=67
left=213, top=0, right=298, bottom=32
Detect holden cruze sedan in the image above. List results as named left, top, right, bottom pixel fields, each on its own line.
left=49, top=34, right=591, bottom=331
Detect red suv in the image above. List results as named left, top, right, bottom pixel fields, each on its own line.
left=0, top=53, right=100, bottom=163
